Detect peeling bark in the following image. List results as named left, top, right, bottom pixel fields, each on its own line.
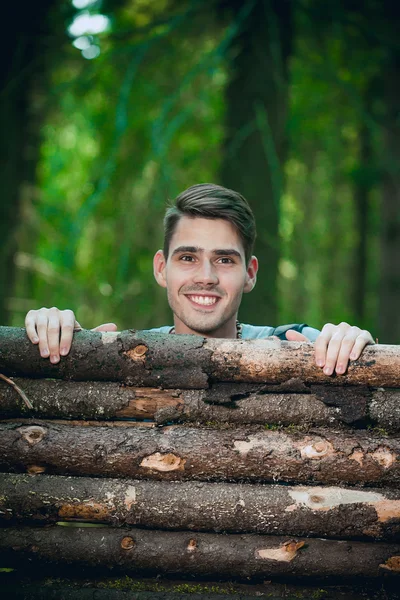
left=1, top=473, right=399, bottom=540
left=1, top=327, right=400, bottom=387
left=2, top=378, right=399, bottom=429
left=1, top=526, right=399, bottom=578
left=0, top=422, right=398, bottom=486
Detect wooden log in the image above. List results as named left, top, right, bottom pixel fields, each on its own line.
left=1, top=473, right=399, bottom=541
left=1, top=526, right=399, bottom=578
left=0, top=421, right=398, bottom=486
left=3, top=378, right=400, bottom=429
left=1, top=327, right=400, bottom=387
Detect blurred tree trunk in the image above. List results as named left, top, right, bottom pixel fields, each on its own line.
left=353, top=121, right=371, bottom=326
left=379, top=12, right=400, bottom=343
left=219, top=0, right=293, bottom=326
left=0, top=1, right=59, bottom=325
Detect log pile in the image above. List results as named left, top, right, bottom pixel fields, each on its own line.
left=0, top=326, right=399, bottom=589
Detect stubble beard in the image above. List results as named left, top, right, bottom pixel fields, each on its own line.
left=167, top=289, right=242, bottom=335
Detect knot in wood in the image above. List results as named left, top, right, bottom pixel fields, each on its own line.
left=314, top=442, right=327, bottom=453
left=18, top=426, right=47, bottom=445
left=27, top=465, right=46, bottom=474
left=283, top=540, right=305, bottom=553
left=140, top=452, right=186, bottom=472
left=380, top=556, right=400, bottom=572
left=309, top=495, right=323, bottom=503
left=133, top=344, right=148, bottom=357
left=121, top=536, right=135, bottom=550
left=187, top=539, right=197, bottom=552
left=300, top=439, right=334, bottom=460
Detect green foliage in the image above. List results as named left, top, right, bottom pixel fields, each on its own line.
left=9, top=0, right=399, bottom=339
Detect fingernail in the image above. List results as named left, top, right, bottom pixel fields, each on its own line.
left=336, top=364, right=344, bottom=374
left=41, top=348, right=49, bottom=357
left=32, top=336, right=39, bottom=343
left=324, top=366, right=332, bottom=375
left=60, top=347, right=68, bottom=356
left=316, top=359, right=324, bottom=367
left=50, top=355, right=60, bottom=364
left=350, top=352, right=357, bottom=360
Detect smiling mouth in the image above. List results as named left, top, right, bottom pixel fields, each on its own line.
left=185, top=294, right=220, bottom=307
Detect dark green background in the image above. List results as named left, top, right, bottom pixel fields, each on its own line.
left=2, top=0, right=399, bottom=341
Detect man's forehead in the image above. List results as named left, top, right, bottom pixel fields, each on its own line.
left=170, top=216, right=244, bottom=253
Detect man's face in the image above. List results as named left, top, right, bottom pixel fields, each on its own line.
left=154, top=216, right=258, bottom=337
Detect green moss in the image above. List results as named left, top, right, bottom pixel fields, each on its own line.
left=367, top=424, right=389, bottom=436
left=264, top=423, right=279, bottom=431
left=311, top=589, right=327, bottom=600
left=97, top=577, right=236, bottom=594
left=97, top=577, right=166, bottom=592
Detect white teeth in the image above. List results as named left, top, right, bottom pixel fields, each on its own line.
left=188, top=295, right=217, bottom=306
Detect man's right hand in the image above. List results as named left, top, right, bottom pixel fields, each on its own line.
left=25, top=307, right=117, bottom=363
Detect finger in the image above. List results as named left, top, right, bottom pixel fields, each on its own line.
left=92, top=323, right=118, bottom=332
left=25, top=310, right=39, bottom=344
left=35, top=309, right=51, bottom=358
left=285, top=330, right=308, bottom=342
left=314, top=323, right=335, bottom=367
left=349, top=331, right=375, bottom=361
left=324, top=330, right=350, bottom=375
left=47, top=307, right=62, bottom=364
left=59, top=310, right=77, bottom=356
left=335, top=327, right=361, bottom=374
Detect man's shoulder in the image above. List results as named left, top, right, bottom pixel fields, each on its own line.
left=146, top=326, right=173, bottom=334
left=242, top=323, right=320, bottom=341
left=145, top=324, right=320, bottom=341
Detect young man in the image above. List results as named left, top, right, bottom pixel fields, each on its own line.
left=25, top=183, right=374, bottom=375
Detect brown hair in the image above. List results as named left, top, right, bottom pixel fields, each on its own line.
left=163, top=183, right=256, bottom=263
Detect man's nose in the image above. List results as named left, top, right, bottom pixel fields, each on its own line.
left=193, top=261, right=219, bottom=285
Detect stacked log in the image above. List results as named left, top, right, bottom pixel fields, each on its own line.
left=0, top=326, right=399, bottom=584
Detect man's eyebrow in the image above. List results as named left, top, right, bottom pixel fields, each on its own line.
left=213, top=249, right=242, bottom=258
left=171, top=246, right=201, bottom=256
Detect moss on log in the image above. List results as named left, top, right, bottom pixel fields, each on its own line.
left=1, top=473, right=399, bottom=541
left=1, top=327, right=400, bottom=387
left=0, top=421, right=398, bottom=486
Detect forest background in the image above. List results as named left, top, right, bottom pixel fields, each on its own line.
left=1, top=0, right=399, bottom=342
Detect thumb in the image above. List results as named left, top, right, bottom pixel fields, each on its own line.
left=92, top=323, right=118, bottom=332
left=285, top=329, right=308, bottom=342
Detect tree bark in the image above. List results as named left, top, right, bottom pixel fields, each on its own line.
left=0, top=1, right=61, bottom=324
left=378, top=2, right=400, bottom=343
left=1, top=526, right=400, bottom=578
left=1, top=473, right=399, bottom=541
left=0, top=421, right=398, bottom=486
left=1, top=327, right=400, bottom=388
left=2, top=377, right=400, bottom=430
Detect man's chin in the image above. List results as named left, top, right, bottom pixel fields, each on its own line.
left=176, top=313, right=233, bottom=336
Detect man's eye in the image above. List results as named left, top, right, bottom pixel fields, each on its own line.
left=218, top=257, right=234, bottom=264
left=180, top=255, right=195, bottom=262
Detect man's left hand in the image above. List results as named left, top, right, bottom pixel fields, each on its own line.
left=285, top=322, right=375, bottom=375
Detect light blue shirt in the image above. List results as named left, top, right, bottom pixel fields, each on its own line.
left=148, top=323, right=320, bottom=342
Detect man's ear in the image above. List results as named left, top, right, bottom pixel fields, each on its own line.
left=153, top=250, right=167, bottom=288
left=243, top=256, right=258, bottom=293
